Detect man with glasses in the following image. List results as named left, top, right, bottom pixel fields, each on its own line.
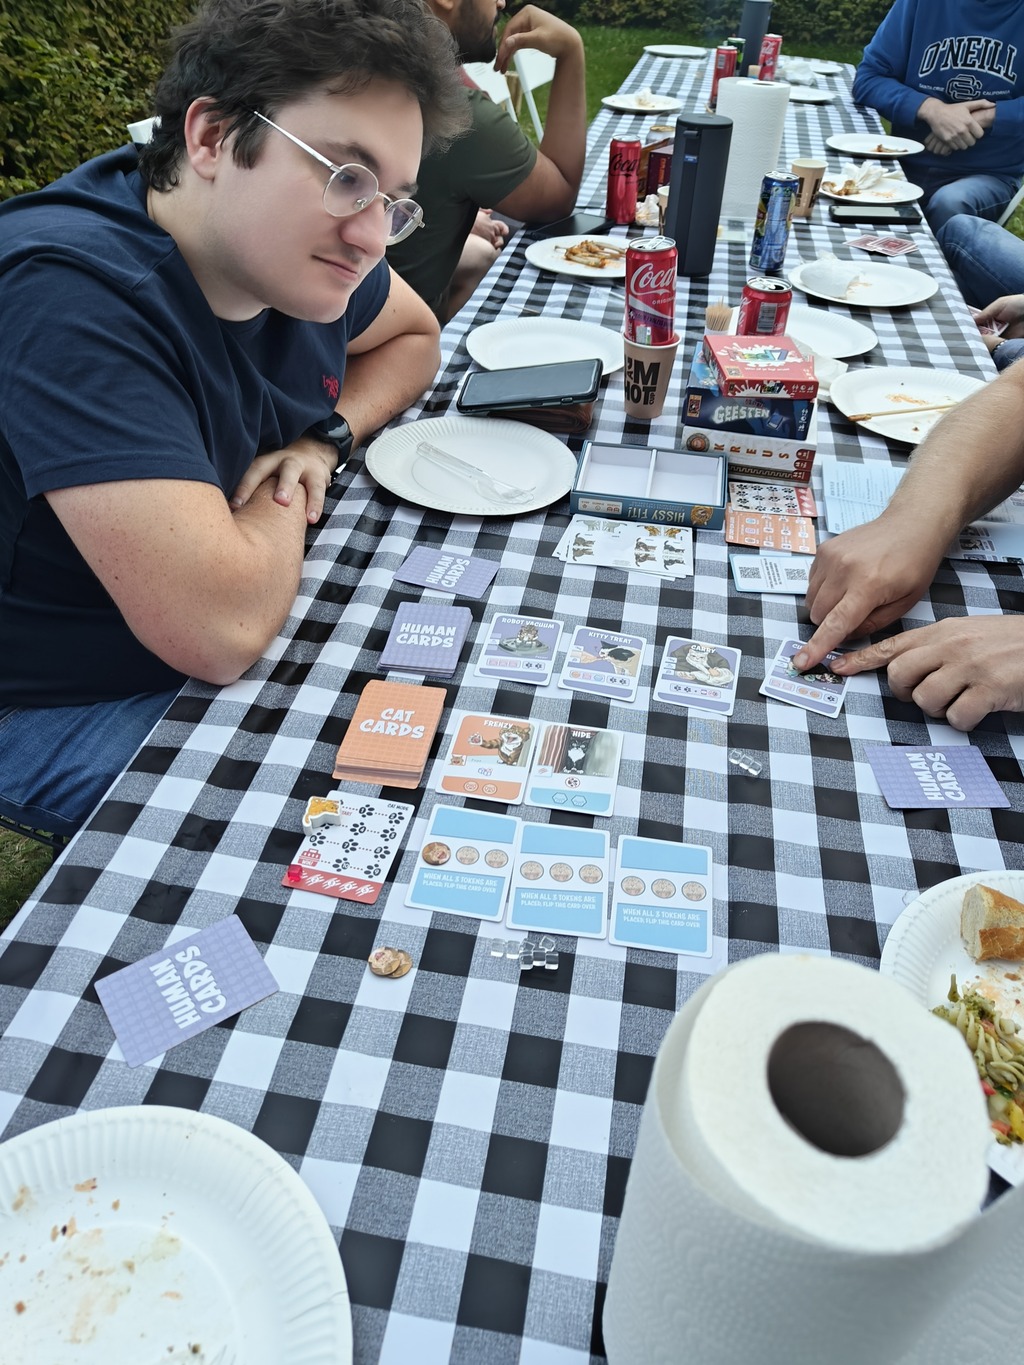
left=0, top=0, right=468, bottom=838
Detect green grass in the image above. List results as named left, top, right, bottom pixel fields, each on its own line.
left=0, top=831, right=52, bottom=931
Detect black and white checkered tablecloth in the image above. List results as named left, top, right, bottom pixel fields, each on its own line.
left=3, top=54, right=1023, bottom=1365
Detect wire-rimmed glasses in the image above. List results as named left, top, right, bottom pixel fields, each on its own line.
left=252, top=111, right=423, bottom=244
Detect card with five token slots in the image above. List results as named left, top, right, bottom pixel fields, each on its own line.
left=759, top=638, right=849, bottom=717
left=653, top=636, right=741, bottom=716
left=526, top=721, right=622, bottom=815
left=730, top=553, right=812, bottom=594
left=558, top=625, right=646, bottom=703
left=608, top=837, right=714, bottom=957
left=435, top=711, right=538, bottom=804
left=725, top=507, right=817, bottom=555
left=379, top=601, right=472, bottom=676
left=405, top=804, right=521, bottom=921
left=284, top=790, right=415, bottom=903
left=333, top=680, right=446, bottom=788
left=728, top=480, right=817, bottom=517
left=474, top=613, right=564, bottom=686
left=393, top=545, right=499, bottom=597
left=506, top=823, right=611, bottom=939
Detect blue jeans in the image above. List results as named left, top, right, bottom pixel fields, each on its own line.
left=937, top=213, right=1024, bottom=373
left=914, top=166, right=1020, bottom=232
left=0, top=689, right=180, bottom=839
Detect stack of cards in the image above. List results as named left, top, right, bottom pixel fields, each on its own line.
left=474, top=614, right=563, bottom=687
left=393, top=545, right=498, bottom=598
left=865, top=745, right=1009, bottom=810
left=846, top=234, right=918, bottom=257
left=334, top=680, right=446, bottom=788
left=379, top=601, right=472, bottom=677
left=553, top=515, right=693, bottom=579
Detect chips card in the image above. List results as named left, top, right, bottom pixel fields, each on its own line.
left=435, top=711, right=538, bottom=804
left=730, top=554, right=812, bottom=594
left=558, top=625, right=645, bottom=703
left=406, top=805, right=520, bottom=921
left=284, top=791, right=415, bottom=902
left=608, top=837, right=714, bottom=957
left=725, top=507, right=816, bottom=555
left=759, top=638, right=849, bottom=717
left=379, top=601, right=472, bottom=676
left=393, top=545, right=498, bottom=598
left=506, top=823, right=610, bottom=938
left=526, top=721, right=623, bottom=815
left=474, top=613, right=563, bottom=686
left=654, top=637, right=741, bottom=716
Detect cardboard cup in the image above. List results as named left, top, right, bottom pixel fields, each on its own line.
left=622, top=333, right=680, bottom=420
left=791, top=157, right=827, bottom=218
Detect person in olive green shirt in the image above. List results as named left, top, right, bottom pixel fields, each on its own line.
left=388, top=0, right=586, bottom=319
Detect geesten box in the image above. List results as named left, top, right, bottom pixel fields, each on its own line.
left=683, top=345, right=814, bottom=441
left=681, top=407, right=818, bottom=485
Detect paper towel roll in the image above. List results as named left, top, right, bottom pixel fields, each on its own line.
left=716, top=77, right=790, bottom=221
left=603, top=954, right=1011, bottom=1365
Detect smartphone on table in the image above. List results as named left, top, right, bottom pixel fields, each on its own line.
left=457, top=358, right=603, bottom=416
left=828, top=203, right=923, bottom=226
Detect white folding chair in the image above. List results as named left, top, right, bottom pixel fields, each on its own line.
left=996, top=181, right=1024, bottom=228
left=126, top=116, right=158, bottom=145
left=512, top=49, right=556, bottom=140
left=463, top=63, right=517, bottom=122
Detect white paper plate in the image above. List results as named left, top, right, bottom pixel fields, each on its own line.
left=880, top=869, right=1024, bottom=1184
left=829, top=365, right=987, bottom=443
left=601, top=93, right=683, bottom=113
left=827, top=133, right=925, bottom=157
left=820, top=177, right=925, bottom=204
left=365, top=414, right=578, bottom=517
left=0, top=1106, right=352, bottom=1364
left=787, top=87, right=836, bottom=103
left=524, top=234, right=627, bottom=280
left=466, top=317, right=623, bottom=375
left=785, top=304, right=878, bottom=359
left=789, top=259, right=938, bottom=308
left=643, top=44, right=706, bottom=57
left=809, top=60, right=844, bottom=75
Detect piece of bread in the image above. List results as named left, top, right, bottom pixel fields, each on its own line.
left=961, top=883, right=1024, bottom=962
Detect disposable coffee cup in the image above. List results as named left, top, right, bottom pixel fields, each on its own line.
left=622, top=333, right=680, bottom=421
left=791, top=157, right=827, bottom=218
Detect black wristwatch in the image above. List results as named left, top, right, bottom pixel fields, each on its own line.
left=305, top=413, right=354, bottom=477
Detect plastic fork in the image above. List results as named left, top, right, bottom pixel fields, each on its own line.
left=414, top=441, right=536, bottom=504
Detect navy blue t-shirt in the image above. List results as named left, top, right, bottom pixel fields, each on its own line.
left=0, top=147, right=390, bottom=706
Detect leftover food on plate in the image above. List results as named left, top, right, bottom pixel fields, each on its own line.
left=555, top=239, right=628, bottom=269
left=934, top=975, right=1024, bottom=1144
left=962, top=882, right=1024, bottom=962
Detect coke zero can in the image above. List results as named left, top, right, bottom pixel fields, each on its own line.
left=709, top=45, right=737, bottom=112
left=736, top=277, right=792, bottom=335
left=749, top=170, right=799, bottom=274
left=625, top=237, right=677, bottom=344
left=607, top=138, right=642, bottom=226
left=757, top=33, right=783, bottom=81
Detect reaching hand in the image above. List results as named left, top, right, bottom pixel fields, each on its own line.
left=230, top=435, right=337, bottom=524
left=974, top=294, right=1024, bottom=341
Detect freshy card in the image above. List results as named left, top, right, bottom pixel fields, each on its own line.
left=506, top=823, right=610, bottom=938
left=284, top=790, right=415, bottom=902
left=526, top=721, right=622, bottom=815
left=759, top=638, right=849, bottom=717
left=379, top=601, right=472, bottom=676
left=654, top=637, right=741, bottom=716
left=865, top=745, right=1010, bottom=810
left=730, top=553, right=812, bottom=594
left=393, top=545, right=498, bottom=598
left=558, top=626, right=645, bottom=703
left=95, top=917, right=278, bottom=1068
left=474, top=613, right=564, bottom=686
left=436, top=711, right=538, bottom=804
left=406, top=804, right=521, bottom=921
left=609, top=837, right=714, bottom=957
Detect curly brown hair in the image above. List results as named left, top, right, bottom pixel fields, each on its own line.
left=139, top=0, right=469, bottom=191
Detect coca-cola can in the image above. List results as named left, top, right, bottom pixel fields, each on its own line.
left=625, top=237, right=677, bottom=345
left=736, top=276, right=792, bottom=335
left=757, top=33, right=783, bottom=81
left=607, top=138, right=642, bottom=226
left=709, top=45, right=737, bottom=111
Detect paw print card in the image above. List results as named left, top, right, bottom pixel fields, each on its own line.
left=284, top=791, right=414, bottom=904
left=435, top=711, right=538, bottom=804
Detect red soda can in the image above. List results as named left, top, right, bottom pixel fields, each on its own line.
left=709, top=45, right=737, bottom=111
left=757, top=33, right=783, bottom=81
left=736, top=276, right=792, bottom=335
left=607, top=138, right=642, bottom=226
left=625, top=237, right=677, bottom=344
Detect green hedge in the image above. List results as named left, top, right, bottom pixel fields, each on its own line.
left=565, top=0, right=889, bottom=49
left=0, top=0, right=194, bottom=199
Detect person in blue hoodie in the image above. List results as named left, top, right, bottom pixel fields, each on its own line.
left=852, top=0, right=1024, bottom=229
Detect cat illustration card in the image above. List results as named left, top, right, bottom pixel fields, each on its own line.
left=557, top=626, right=645, bottom=704
left=474, top=614, right=564, bottom=686
left=434, top=711, right=538, bottom=804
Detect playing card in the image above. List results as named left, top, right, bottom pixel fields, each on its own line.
left=406, top=805, right=521, bottom=921
left=557, top=625, right=646, bottom=703
left=867, top=235, right=918, bottom=256
left=730, top=553, right=813, bottom=594
left=725, top=507, right=816, bottom=555
left=393, top=545, right=498, bottom=597
left=608, top=837, right=714, bottom=957
left=759, top=638, right=849, bottom=717
left=284, top=791, right=415, bottom=902
left=506, top=823, right=610, bottom=938
left=526, top=722, right=622, bottom=816
left=553, top=515, right=693, bottom=578
left=435, top=711, right=538, bottom=804
left=379, top=601, right=472, bottom=676
left=728, top=480, right=817, bottom=517
left=864, top=745, right=1010, bottom=810
left=654, top=636, right=741, bottom=716
left=474, top=613, right=564, bottom=686
left=969, top=305, right=1008, bottom=337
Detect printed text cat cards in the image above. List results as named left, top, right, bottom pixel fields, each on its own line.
left=334, top=679, right=446, bottom=789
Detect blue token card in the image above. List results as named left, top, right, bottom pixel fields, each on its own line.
left=609, top=837, right=714, bottom=957
left=406, top=805, right=521, bottom=921
left=506, top=823, right=611, bottom=939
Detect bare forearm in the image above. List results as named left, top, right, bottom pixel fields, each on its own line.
left=339, top=330, right=441, bottom=444
left=537, top=46, right=587, bottom=195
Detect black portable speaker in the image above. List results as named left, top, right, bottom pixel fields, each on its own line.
left=737, top=0, right=773, bottom=77
left=662, top=113, right=733, bottom=278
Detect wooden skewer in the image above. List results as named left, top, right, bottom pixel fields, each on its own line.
left=847, top=400, right=959, bottom=422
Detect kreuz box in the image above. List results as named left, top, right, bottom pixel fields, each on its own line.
left=684, top=346, right=814, bottom=440
left=701, top=333, right=820, bottom=399
left=681, top=406, right=817, bottom=485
